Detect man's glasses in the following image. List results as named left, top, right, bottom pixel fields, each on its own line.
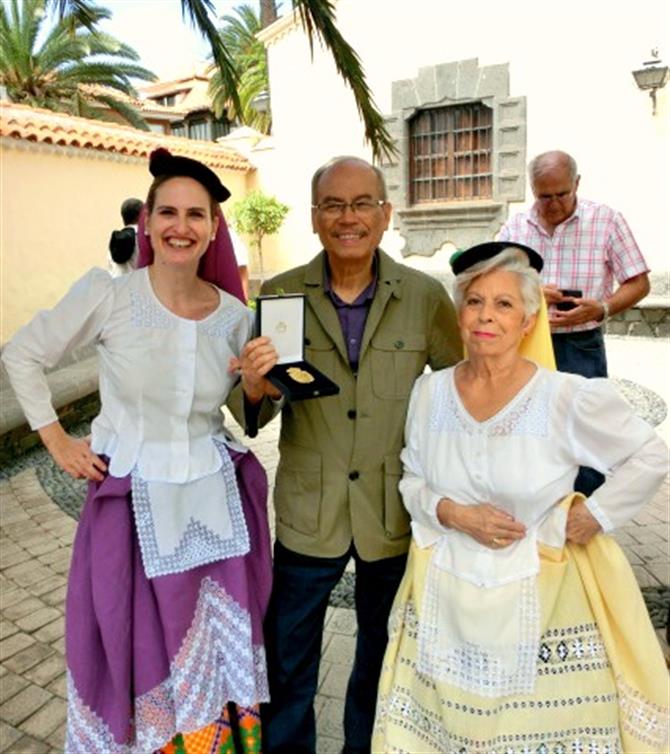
left=537, top=190, right=573, bottom=203
left=312, top=199, right=386, bottom=218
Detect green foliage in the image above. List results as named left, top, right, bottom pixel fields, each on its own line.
left=232, top=190, right=289, bottom=241
left=208, top=3, right=270, bottom=134
left=231, top=190, right=289, bottom=276
left=1, top=0, right=156, bottom=129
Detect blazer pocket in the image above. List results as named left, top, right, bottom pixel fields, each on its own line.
left=305, top=336, right=337, bottom=382
left=383, top=454, right=410, bottom=539
left=370, top=333, right=427, bottom=400
left=275, top=443, right=322, bottom=535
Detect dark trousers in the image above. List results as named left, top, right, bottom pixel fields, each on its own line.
left=551, top=328, right=607, bottom=496
left=262, top=540, right=407, bottom=754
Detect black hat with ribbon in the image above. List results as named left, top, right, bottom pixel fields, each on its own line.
left=449, top=241, right=543, bottom=275
left=148, top=148, right=231, bottom=202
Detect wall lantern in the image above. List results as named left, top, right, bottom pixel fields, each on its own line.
left=632, top=49, right=669, bottom=115
left=251, top=90, right=270, bottom=114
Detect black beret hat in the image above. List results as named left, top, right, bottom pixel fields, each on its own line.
left=149, top=148, right=231, bottom=202
left=449, top=241, right=543, bottom=275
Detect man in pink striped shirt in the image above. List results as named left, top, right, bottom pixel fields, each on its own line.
left=499, top=150, right=650, bottom=494
left=500, top=150, right=650, bottom=376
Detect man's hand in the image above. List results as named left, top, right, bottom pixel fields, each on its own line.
left=549, top=297, right=605, bottom=328
left=229, top=336, right=282, bottom=403
left=542, top=284, right=564, bottom=306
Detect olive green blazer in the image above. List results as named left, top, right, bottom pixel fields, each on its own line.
left=229, top=250, right=461, bottom=561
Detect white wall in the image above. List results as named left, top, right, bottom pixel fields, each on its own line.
left=255, top=0, right=670, bottom=277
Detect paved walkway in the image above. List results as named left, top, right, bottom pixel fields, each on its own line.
left=1, top=335, right=669, bottom=753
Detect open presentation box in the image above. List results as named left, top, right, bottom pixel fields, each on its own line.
left=256, top=294, right=339, bottom=401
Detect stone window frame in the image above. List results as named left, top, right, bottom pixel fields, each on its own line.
left=380, top=58, right=527, bottom=257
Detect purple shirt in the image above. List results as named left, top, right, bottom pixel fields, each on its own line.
left=324, top=256, right=378, bottom=370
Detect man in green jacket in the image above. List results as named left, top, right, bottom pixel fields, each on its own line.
left=231, top=156, right=462, bottom=754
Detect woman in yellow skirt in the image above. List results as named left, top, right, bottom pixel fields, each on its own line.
left=372, top=243, right=669, bottom=754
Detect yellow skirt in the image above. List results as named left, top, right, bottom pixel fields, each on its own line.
left=373, top=526, right=668, bottom=753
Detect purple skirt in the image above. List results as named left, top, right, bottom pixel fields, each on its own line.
left=64, top=448, right=272, bottom=754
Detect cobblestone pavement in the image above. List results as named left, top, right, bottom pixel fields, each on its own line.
left=2, top=338, right=669, bottom=752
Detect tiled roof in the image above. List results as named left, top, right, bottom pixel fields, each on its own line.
left=174, top=80, right=213, bottom=115
left=0, top=101, right=250, bottom=172
left=140, top=79, right=216, bottom=116
left=140, top=73, right=210, bottom=99
left=80, top=84, right=182, bottom=117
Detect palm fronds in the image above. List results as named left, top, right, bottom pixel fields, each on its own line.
left=1, top=0, right=156, bottom=129
left=292, top=0, right=396, bottom=161
left=208, top=3, right=270, bottom=133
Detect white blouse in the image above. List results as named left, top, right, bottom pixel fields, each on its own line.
left=2, top=267, right=253, bottom=482
left=2, top=267, right=256, bottom=577
left=400, top=364, right=668, bottom=588
left=401, top=364, right=668, bottom=696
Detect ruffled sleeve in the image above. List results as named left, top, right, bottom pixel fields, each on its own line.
left=565, top=377, right=668, bottom=531
left=399, top=373, right=446, bottom=540
left=2, top=268, right=115, bottom=430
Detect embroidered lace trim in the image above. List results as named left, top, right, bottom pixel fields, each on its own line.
left=131, top=439, right=249, bottom=578
left=374, top=686, right=623, bottom=754
left=130, top=291, right=175, bottom=330
left=429, top=371, right=551, bottom=437
left=536, top=622, right=609, bottom=675
left=65, top=577, right=268, bottom=753
left=416, top=567, right=541, bottom=697
left=616, top=673, right=669, bottom=748
left=197, top=306, right=243, bottom=339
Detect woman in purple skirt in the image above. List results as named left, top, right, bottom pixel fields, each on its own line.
left=2, top=149, right=279, bottom=753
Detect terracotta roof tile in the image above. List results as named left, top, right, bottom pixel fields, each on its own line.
left=80, top=84, right=182, bottom=117
left=0, top=101, right=250, bottom=172
left=140, top=72, right=210, bottom=98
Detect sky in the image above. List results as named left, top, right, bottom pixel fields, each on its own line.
left=97, top=0, right=262, bottom=82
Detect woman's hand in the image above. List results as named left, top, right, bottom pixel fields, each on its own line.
left=566, top=500, right=602, bottom=544
left=229, top=336, right=282, bottom=404
left=437, top=497, right=526, bottom=549
left=38, top=422, right=107, bottom=481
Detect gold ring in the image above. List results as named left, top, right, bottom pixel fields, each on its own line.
left=492, top=537, right=504, bottom=545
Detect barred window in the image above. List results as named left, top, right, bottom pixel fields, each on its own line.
left=409, top=103, right=493, bottom=203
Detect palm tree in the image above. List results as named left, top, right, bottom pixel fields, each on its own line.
left=209, top=4, right=270, bottom=134
left=259, top=0, right=277, bottom=27
left=49, top=0, right=396, bottom=159
left=1, top=0, right=156, bottom=130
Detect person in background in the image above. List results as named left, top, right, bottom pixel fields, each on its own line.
left=108, top=196, right=143, bottom=277
left=2, top=149, right=275, bottom=754
left=499, top=150, right=650, bottom=495
left=229, top=155, right=462, bottom=754
left=372, top=242, right=668, bottom=753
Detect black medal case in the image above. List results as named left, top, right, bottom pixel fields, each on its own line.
left=256, top=294, right=339, bottom=401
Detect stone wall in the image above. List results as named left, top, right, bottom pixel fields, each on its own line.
left=0, top=344, right=100, bottom=464
left=608, top=299, right=670, bottom=338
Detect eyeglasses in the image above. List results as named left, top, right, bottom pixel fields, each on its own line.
left=312, top=199, right=386, bottom=217
left=537, top=190, right=573, bottom=203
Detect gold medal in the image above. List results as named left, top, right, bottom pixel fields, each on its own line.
left=287, top=366, right=315, bottom=384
